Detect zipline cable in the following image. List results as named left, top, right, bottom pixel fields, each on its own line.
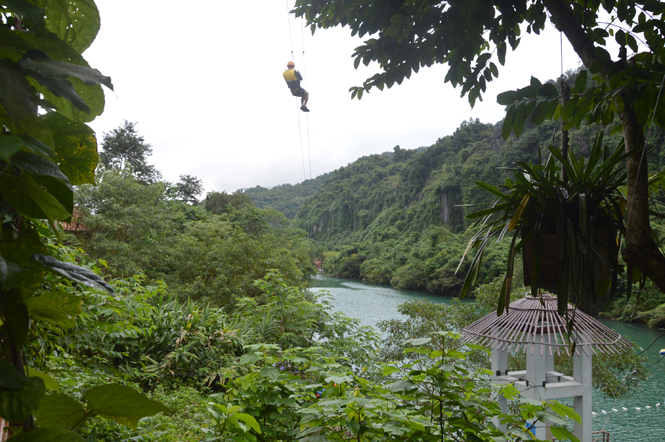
left=296, top=100, right=307, bottom=181
left=285, top=0, right=294, bottom=60
left=306, top=111, right=312, bottom=179
left=285, top=0, right=311, bottom=181
left=301, top=17, right=312, bottom=179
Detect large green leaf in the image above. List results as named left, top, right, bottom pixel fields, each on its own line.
left=0, top=377, right=45, bottom=423
left=26, top=71, right=90, bottom=114
left=28, top=291, right=82, bottom=328
left=21, top=47, right=111, bottom=118
left=0, top=28, right=35, bottom=61
left=1, top=172, right=71, bottom=221
left=26, top=368, right=60, bottom=392
left=0, top=228, right=47, bottom=293
left=35, top=0, right=101, bottom=54
left=239, top=353, right=261, bottom=365
left=16, top=134, right=56, bottom=160
left=260, top=367, right=279, bottom=380
left=35, top=392, right=86, bottom=429
left=0, top=360, right=24, bottom=390
left=0, top=288, right=29, bottom=347
left=383, top=380, right=414, bottom=392
left=11, top=150, right=71, bottom=185
left=6, top=427, right=85, bottom=442
left=84, top=384, right=170, bottom=430
left=20, top=52, right=112, bottom=89
left=0, top=135, right=24, bottom=162
left=32, top=254, right=114, bottom=294
left=512, top=102, right=527, bottom=137
left=34, top=175, right=74, bottom=217
left=496, top=90, right=521, bottom=105
left=530, top=100, right=549, bottom=126
left=41, top=78, right=104, bottom=123
left=9, top=113, right=56, bottom=149
left=12, top=29, right=108, bottom=123
left=17, top=135, right=55, bottom=160
left=44, top=113, right=98, bottom=185
left=25, top=296, right=71, bottom=326
left=235, top=412, right=261, bottom=434
left=0, top=59, right=38, bottom=122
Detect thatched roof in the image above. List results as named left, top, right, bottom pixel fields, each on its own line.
left=460, top=293, right=633, bottom=356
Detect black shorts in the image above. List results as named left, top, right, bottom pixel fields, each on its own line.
left=291, top=87, right=307, bottom=97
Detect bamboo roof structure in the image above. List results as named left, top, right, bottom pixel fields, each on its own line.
left=460, top=293, right=633, bottom=357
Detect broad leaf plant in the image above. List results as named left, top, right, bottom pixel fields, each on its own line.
left=0, top=1, right=168, bottom=440
left=458, top=132, right=634, bottom=315
left=294, top=0, right=665, bottom=309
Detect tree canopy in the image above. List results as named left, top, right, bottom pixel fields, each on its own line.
left=168, top=174, right=204, bottom=205
left=0, top=0, right=174, bottom=438
left=204, top=190, right=253, bottom=215
left=294, top=0, right=665, bottom=296
left=99, top=120, right=161, bottom=184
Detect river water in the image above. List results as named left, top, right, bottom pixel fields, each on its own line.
left=310, top=275, right=665, bottom=442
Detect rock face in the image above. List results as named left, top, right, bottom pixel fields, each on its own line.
left=441, top=193, right=449, bottom=224
left=295, top=121, right=502, bottom=240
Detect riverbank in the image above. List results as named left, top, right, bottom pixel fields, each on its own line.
left=311, top=275, right=665, bottom=442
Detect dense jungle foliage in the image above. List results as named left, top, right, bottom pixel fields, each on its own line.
left=49, top=118, right=585, bottom=441
left=296, top=118, right=665, bottom=305
left=28, top=242, right=587, bottom=441
left=241, top=173, right=331, bottom=219
left=0, top=103, right=582, bottom=440
left=1, top=0, right=659, bottom=440
left=74, top=169, right=315, bottom=307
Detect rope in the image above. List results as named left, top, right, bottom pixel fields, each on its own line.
left=560, top=31, right=564, bottom=78
left=285, top=0, right=294, bottom=59
left=296, top=99, right=307, bottom=181
left=306, top=112, right=312, bottom=179
left=286, top=0, right=309, bottom=181
left=301, top=13, right=306, bottom=59
left=300, top=18, right=312, bottom=179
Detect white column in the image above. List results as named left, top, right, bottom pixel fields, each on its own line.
left=573, top=350, right=593, bottom=442
left=526, top=343, right=552, bottom=385
left=491, top=347, right=509, bottom=431
left=525, top=344, right=550, bottom=440
left=491, top=346, right=508, bottom=376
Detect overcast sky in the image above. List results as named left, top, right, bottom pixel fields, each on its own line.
left=84, top=1, right=581, bottom=195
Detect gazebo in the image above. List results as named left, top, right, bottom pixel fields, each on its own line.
left=461, top=293, right=632, bottom=442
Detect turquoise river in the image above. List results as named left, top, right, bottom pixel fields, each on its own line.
left=310, top=275, right=665, bottom=442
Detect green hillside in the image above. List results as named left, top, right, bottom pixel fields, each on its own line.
left=294, top=118, right=665, bottom=295
left=241, top=172, right=331, bottom=219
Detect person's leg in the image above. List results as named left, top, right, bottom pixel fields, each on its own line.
left=303, top=92, right=309, bottom=107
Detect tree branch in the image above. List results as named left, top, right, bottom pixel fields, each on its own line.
left=544, top=0, right=665, bottom=293
left=542, top=0, right=611, bottom=82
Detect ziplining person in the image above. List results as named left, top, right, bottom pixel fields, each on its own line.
left=283, top=61, right=310, bottom=112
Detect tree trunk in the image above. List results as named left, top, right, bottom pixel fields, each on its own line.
left=543, top=0, right=665, bottom=292
left=620, top=101, right=665, bottom=289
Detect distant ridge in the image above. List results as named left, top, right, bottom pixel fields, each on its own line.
left=241, top=172, right=331, bottom=219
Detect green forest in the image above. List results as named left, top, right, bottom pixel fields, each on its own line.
left=242, top=174, right=331, bottom=220
left=286, top=117, right=665, bottom=324
left=2, top=0, right=665, bottom=441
